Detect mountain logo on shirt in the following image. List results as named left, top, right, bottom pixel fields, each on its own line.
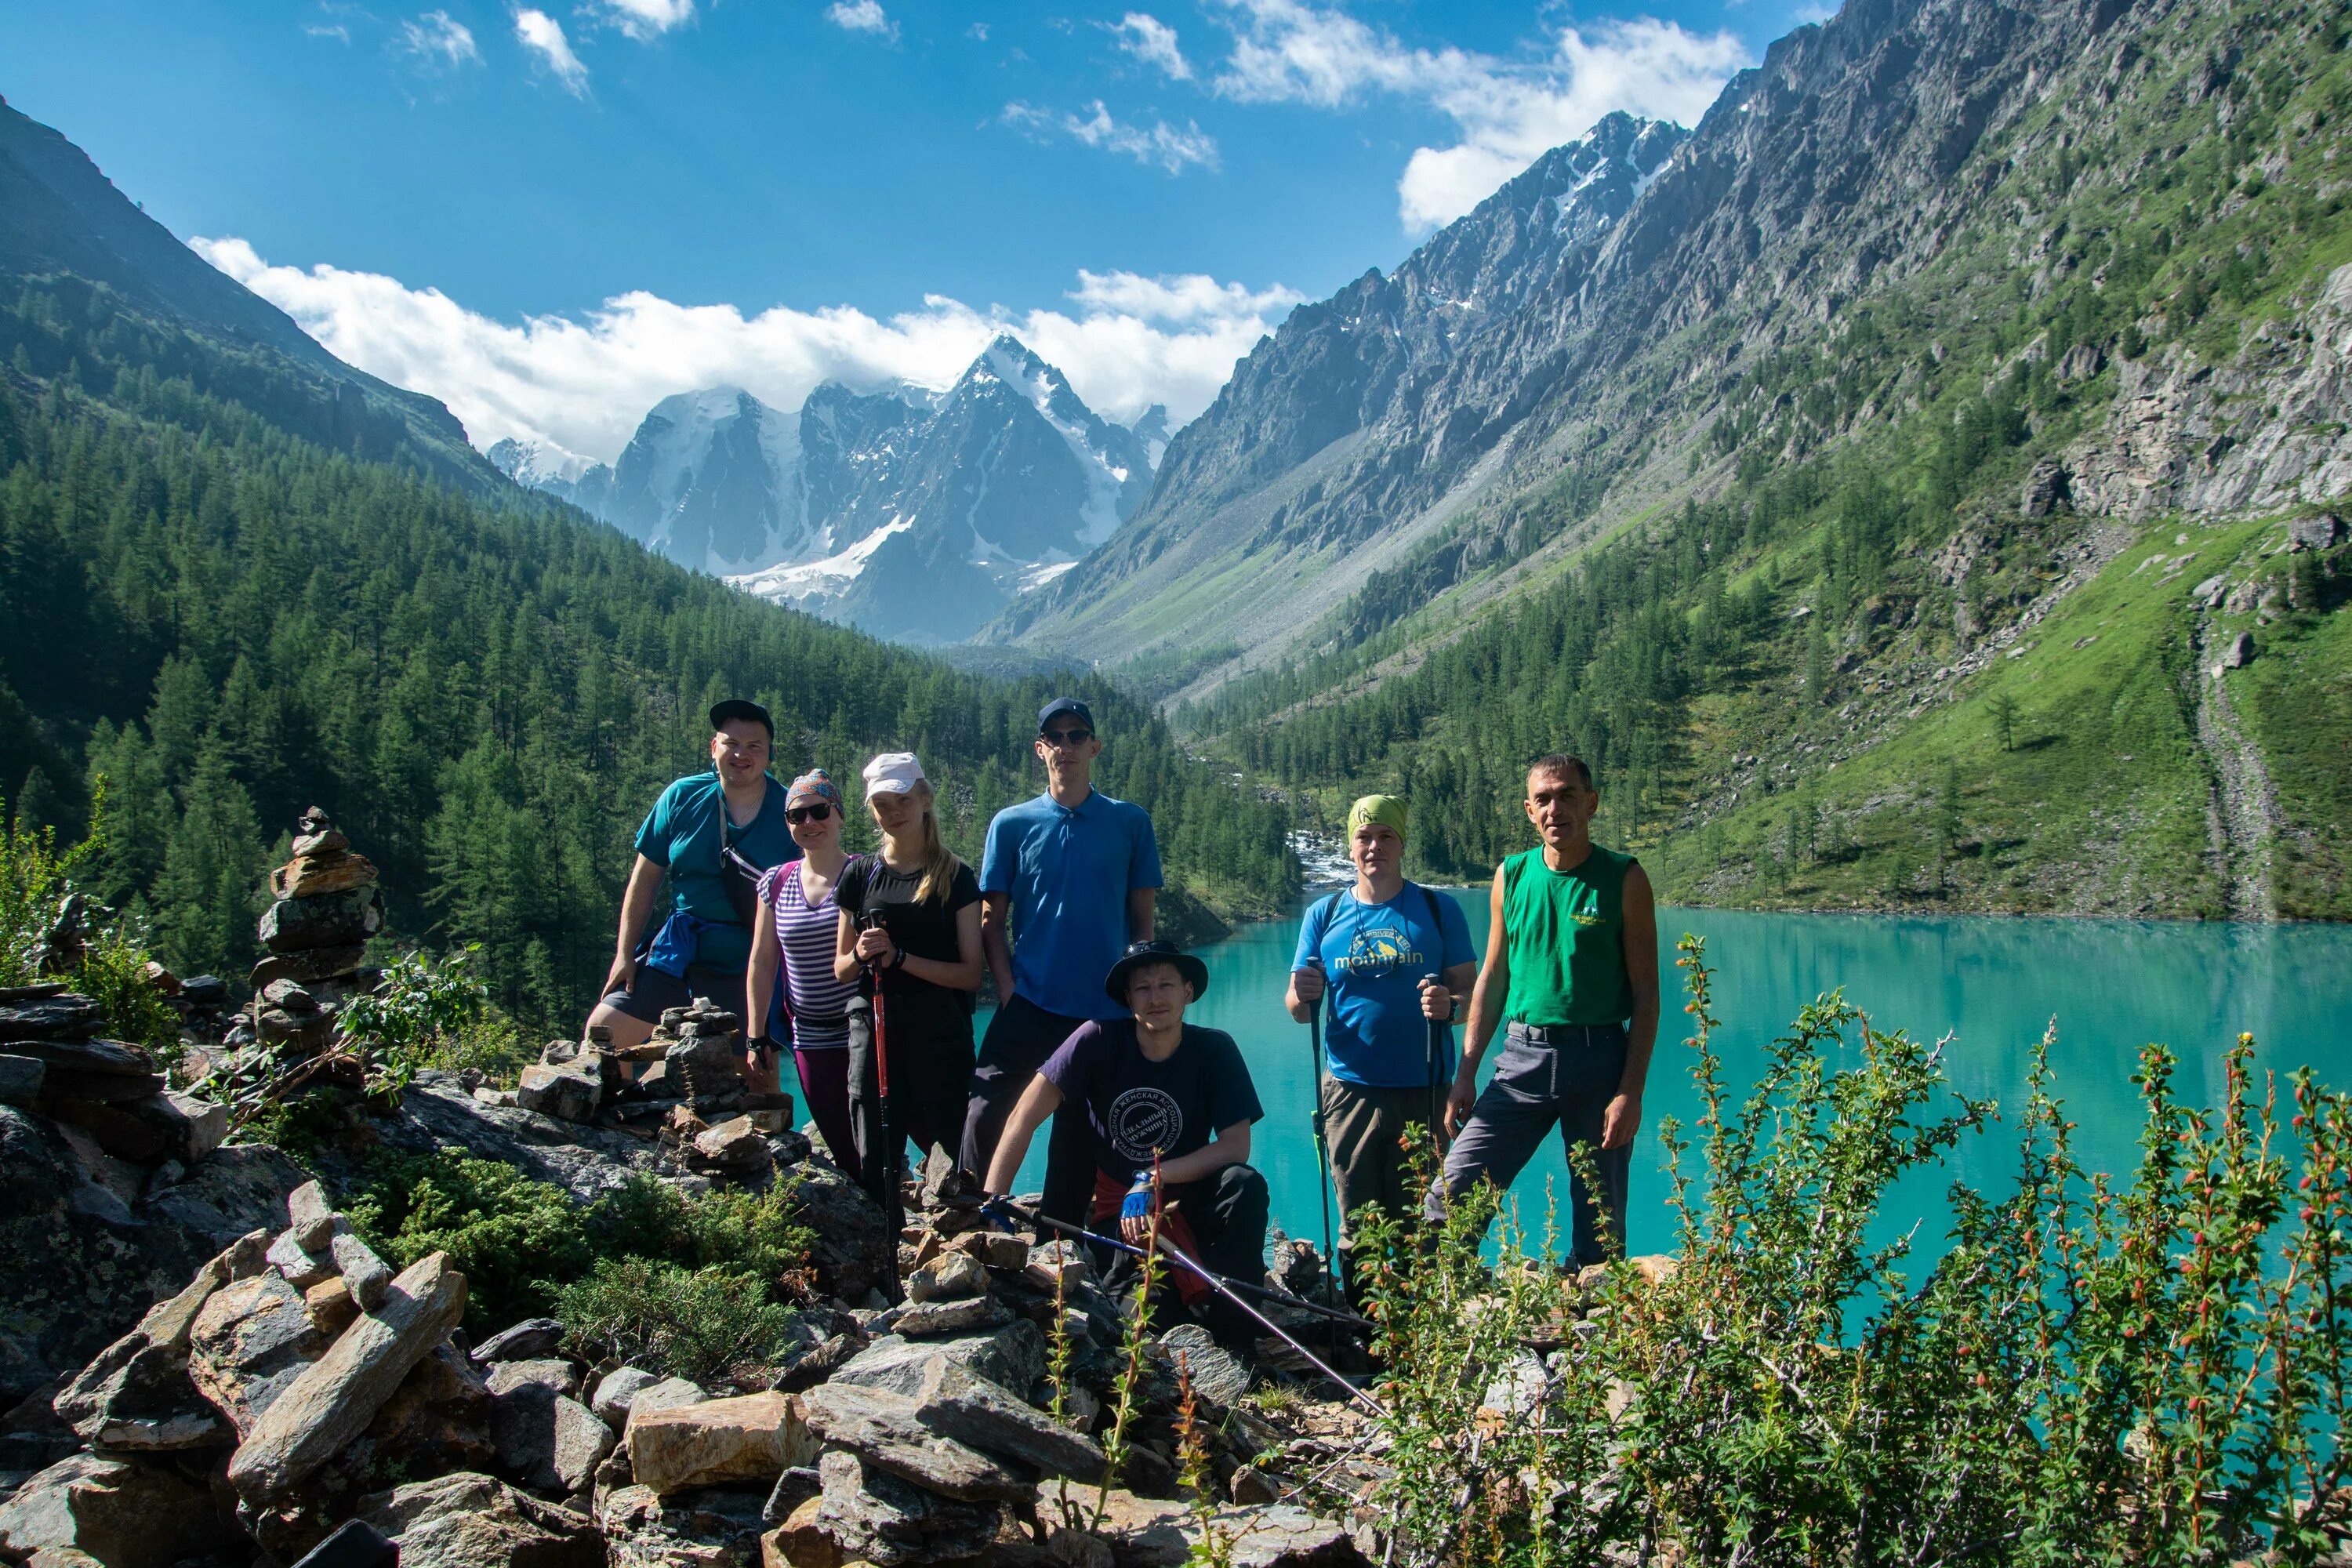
left=1336, top=921, right=1423, bottom=978
left=1107, top=1087, right=1184, bottom=1161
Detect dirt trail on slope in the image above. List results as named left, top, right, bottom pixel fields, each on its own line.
left=2190, top=612, right=2281, bottom=920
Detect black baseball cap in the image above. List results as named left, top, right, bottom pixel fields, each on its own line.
left=709, top=699, right=774, bottom=738
left=1037, top=696, right=1094, bottom=734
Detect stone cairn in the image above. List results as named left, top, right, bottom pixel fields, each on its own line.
left=242, top=808, right=385, bottom=1058
left=0, top=984, right=227, bottom=1176
left=502, top=997, right=800, bottom=1180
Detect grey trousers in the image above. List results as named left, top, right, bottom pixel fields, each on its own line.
left=1428, top=1022, right=1631, bottom=1266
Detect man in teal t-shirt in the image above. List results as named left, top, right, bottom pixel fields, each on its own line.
left=585, top=700, right=797, bottom=1052
left=1428, top=755, right=1661, bottom=1266
left=1286, top=794, right=1475, bottom=1297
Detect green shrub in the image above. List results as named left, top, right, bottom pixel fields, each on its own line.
left=345, top=1156, right=816, bottom=1371
left=1339, top=937, right=2352, bottom=1566
left=346, top=1152, right=592, bottom=1331
left=550, top=1257, right=800, bottom=1387
left=0, top=803, right=180, bottom=1055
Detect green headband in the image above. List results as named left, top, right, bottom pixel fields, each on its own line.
left=1347, top=794, right=1409, bottom=840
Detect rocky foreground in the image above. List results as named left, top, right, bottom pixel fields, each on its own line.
left=0, top=1013, right=1384, bottom=1568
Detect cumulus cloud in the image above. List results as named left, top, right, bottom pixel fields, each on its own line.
left=1207, top=0, right=1747, bottom=229
left=514, top=9, right=589, bottom=93
left=598, top=0, right=695, bottom=39
left=397, top=9, right=480, bottom=67
left=195, top=238, right=1293, bottom=459
left=1003, top=100, right=1218, bottom=174
left=826, top=0, right=897, bottom=40
left=1112, top=13, right=1192, bottom=80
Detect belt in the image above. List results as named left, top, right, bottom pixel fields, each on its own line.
left=1505, top=1020, right=1625, bottom=1047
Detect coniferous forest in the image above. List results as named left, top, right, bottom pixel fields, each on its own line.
left=0, top=274, right=1297, bottom=1033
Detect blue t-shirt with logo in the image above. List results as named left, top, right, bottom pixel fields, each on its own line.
left=1293, top=884, right=1475, bottom=1088
left=633, top=773, right=795, bottom=973
left=980, top=789, right=1164, bottom=1021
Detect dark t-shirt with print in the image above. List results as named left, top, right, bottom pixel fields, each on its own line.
left=836, top=855, right=981, bottom=1035
left=1040, top=1020, right=1265, bottom=1183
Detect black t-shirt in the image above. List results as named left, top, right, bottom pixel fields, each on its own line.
left=1040, top=1020, right=1265, bottom=1183
left=836, top=855, right=981, bottom=1029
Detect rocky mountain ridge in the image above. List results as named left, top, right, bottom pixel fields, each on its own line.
left=492, top=337, right=1156, bottom=644
left=0, top=96, right=501, bottom=493
left=987, top=111, right=1689, bottom=664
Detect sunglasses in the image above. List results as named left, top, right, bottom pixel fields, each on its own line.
left=1040, top=728, right=1094, bottom=747
left=786, top=803, right=834, bottom=825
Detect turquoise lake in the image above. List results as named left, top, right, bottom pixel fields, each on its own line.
left=841, top=895, right=2352, bottom=1266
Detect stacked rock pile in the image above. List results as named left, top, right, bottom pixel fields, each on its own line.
left=248, top=808, right=384, bottom=1054
left=0, top=983, right=227, bottom=1174
left=496, top=1000, right=802, bottom=1182
left=0, top=1129, right=1377, bottom=1568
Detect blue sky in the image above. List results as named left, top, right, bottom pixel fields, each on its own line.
left=2, top=0, right=1823, bottom=459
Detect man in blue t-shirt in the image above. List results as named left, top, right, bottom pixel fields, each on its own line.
left=1287, top=794, right=1477, bottom=1295
left=586, top=700, right=797, bottom=1053
left=961, top=696, right=1163, bottom=1229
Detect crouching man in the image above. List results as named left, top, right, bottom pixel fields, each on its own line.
left=982, top=939, right=1268, bottom=1343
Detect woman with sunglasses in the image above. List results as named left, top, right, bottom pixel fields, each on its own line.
left=747, top=770, right=864, bottom=1181
left=833, top=753, right=983, bottom=1181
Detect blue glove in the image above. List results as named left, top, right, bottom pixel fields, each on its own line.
left=980, top=1197, right=1021, bottom=1234
left=1120, top=1178, right=1156, bottom=1225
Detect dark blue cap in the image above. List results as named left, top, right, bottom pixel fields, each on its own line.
left=1037, top=697, right=1094, bottom=734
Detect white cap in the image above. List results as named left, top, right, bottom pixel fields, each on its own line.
left=862, top=752, right=927, bottom=797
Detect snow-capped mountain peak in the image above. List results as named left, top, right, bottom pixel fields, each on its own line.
left=490, top=336, right=1157, bottom=643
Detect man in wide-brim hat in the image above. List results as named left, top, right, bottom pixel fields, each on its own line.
left=981, top=938, right=1267, bottom=1343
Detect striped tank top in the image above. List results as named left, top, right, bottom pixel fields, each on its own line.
left=760, top=861, right=856, bottom=1047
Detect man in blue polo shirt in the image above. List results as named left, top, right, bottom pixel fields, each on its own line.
left=961, top=696, right=1163, bottom=1228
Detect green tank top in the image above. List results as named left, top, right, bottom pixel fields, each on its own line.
left=1501, top=844, right=1635, bottom=1026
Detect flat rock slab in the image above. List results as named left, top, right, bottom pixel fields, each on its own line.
left=227, top=1250, right=468, bottom=1505
left=356, top=1471, right=602, bottom=1568
left=831, top=1321, right=1044, bottom=1400
left=486, top=1358, right=580, bottom=1399
left=600, top=1482, right=771, bottom=1568
left=626, top=1391, right=814, bottom=1495
left=259, top=885, right=387, bottom=953
left=517, top=1062, right=601, bottom=1124
left=0, top=1054, right=42, bottom=1105
left=474, top=1318, right=566, bottom=1366
left=797, top=1381, right=1031, bottom=1503
left=1160, top=1324, right=1252, bottom=1409
left=493, top=1381, right=612, bottom=1497
left=0, top=996, right=103, bottom=1044
left=891, top=1294, right=1010, bottom=1338
left=0, top=1452, right=233, bottom=1568
left=53, top=1247, right=234, bottom=1451
left=189, top=1270, right=331, bottom=1437
left=811, top=1448, right=1003, bottom=1568
left=910, top=1359, right=1105, bottom=1483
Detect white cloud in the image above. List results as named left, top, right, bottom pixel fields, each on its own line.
left=967, top=22, right=989, bottom=42
left=1112, top=13, right=1192, bottom=81
left=599, top=0, right=695, bottom=40
left=305, top=22, right=352, bottom=42
left=826, top=0, right=898, bottom=41
left=397, top=9, right=480, bottom=67
left=194, top=239, right=1294, bottom=459
left=514, top=9, right=589, bottom=93
left=1207, top=0, right=1748, bottom=229
left=1003, top=100, right=1218, bottom=174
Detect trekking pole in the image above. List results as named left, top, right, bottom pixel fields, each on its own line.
left=987, top=1198, right=1388, bottom=1419
left=864, top=916, right=906, bottom=1283
left=1424, top=974, right=1445, bottom=1155
left=1146, top=1230, right=1388, bottom=1421
left=1305, top=971, right=1337, bottom=1299
left=988, top=1196, right=1377, bottom=1333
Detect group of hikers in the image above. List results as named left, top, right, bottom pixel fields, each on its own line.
left=586, top=697, right=1659, bottom=1343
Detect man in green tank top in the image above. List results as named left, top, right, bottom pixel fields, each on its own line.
left=1425, top=754, right=1661, bottom=1265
